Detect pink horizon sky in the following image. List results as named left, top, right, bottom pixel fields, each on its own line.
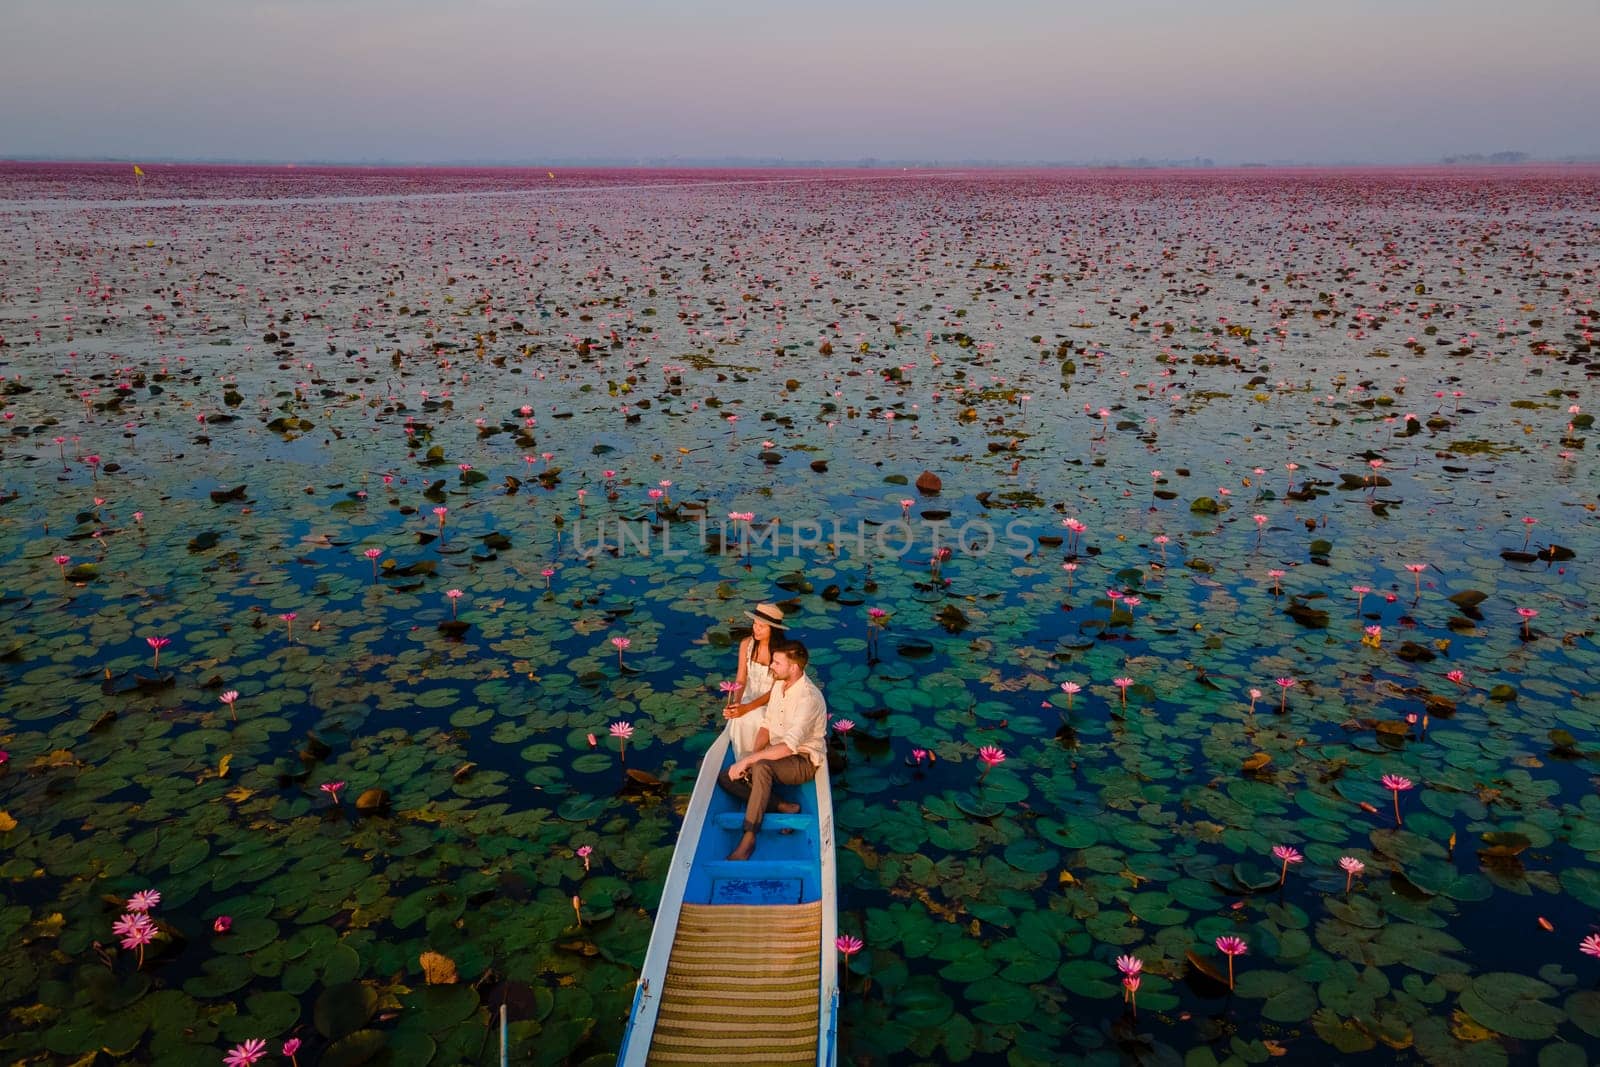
left=1, top=0, right=1595, bottom=165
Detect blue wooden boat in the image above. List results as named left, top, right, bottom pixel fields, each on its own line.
left=617, top=727, right=838, bottom=1066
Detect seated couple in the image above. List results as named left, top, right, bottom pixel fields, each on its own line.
left=717, top=623, right=825, bottom=862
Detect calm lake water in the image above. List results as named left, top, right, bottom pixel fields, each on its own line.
left=0, top=162, right=1597, bottom=1065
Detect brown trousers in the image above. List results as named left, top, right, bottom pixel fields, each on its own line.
left=718, top=755, right=816, bottom=832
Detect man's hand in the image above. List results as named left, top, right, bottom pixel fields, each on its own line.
left=728, top=756, right=752, bottom=780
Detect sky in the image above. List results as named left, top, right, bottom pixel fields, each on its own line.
left=2, top=0, right=1597, bottom=165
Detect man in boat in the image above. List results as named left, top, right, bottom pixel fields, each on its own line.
left=717, top=638, right=827, bottom=861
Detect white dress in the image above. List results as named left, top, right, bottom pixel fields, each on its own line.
left=728, top=645, right=775, bottom=758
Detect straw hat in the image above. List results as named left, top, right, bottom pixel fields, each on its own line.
left=744, top=602, right=788, bottom=630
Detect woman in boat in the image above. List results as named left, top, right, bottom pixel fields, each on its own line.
left=723, top=602, right=786, bottom=757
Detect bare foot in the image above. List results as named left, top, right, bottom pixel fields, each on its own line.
left=728, top=832, right=756, bottom=861
left=776, top=801, right=801, bottom=814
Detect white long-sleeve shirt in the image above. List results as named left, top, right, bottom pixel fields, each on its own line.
left=759, top=670, right=828, bottom=767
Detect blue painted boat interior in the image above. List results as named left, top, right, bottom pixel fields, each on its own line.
left=682, top=746, right=823, bottom=906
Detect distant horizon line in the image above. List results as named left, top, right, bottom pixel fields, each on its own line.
left=7, top=152, right=1600, bottom=171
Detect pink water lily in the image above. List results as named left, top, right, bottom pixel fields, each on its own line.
left=1060, top=681, right=1081, bottom=710
left=446, top=588, right=463, bottom=618
left=576, top=844, right=593, bottom=872
left=1340, top=856, right=1365, bottom=893
left=1276, top=676, right=1296, bottom=711
left=1215, top=935, right=1248, bottom=989
left=1580, top=934, right=1600, bottom=959
left=54, top=554, right=70, bottom=578
left=113, top=911, right=157, bottom=967
left=223, top=1038, right=267, bottom=1067
left=320, top=780, right=345, bottom=804
left=611, top=635, right=630, bottom=667
left=280, top=612, right=297, bottom=639
left=976, top=745, right=1006, bottom=784
left=833, top=719, right=855, bottom=734
left=1115, top=954, right=1143, bottom=977
left=282, top=1037, right=302, bottom=1065
left=220, top=690, right=239, bottom=721
left=213, top=915, right=232, bottom=934
left=610, top=721, right=634, bottom=760
left=1113, top=677, right=1133, bottom=707
left=1272, top=844, right=1304, bottom=884
left=127, top=889, right=161, bottom=912
left=1517, top=606, right=1538, bottom=638
left=364, top=546, right=382, bottom=579
left=1382, top=774, right=1414, bottom=825
left=1404, top=562, right=1427, bottom=597
left=145, top=635, right=170, bottom=670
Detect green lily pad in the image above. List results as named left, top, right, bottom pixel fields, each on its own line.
left=1457, top=972, right=1563, bottom=1040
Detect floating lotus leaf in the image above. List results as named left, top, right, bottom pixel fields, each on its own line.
left=1457, top=972, right=1564, bottom=1040
left=319, top=1028, right=388, bottom=1067
left=1234, top=969, right=1318, bottom=1022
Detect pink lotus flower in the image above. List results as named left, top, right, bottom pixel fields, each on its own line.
left=576, top=844, right=593, bottom=872
left=1215, top=935, right=1248, bottom=988
left=282, top=1037, right=302, bottom=1064
left=833, top=719, right=855, bottom=734
left=320, top=780, right=345, bottom=804
left=1060, top=681, right=1081, bottom=710
left=213, top=915, right=232, bottom=934
left=220, top=690, right=239, bottom=721
left=610, top=721, right=634, bottom=760
left=280, top=612, right=297, bottom=639
left=433, top=505, right=448, bottom=528
left=1351, top=585, right=1370, bottom=613
left=586, top=733, right=597, bottom=747
left=223, top=1038, right=267, bottom=1067
left=446, top=588, right=463, bottom=618
left=910, top=748, right=929, bottom=765
left=719, top=680, right=740, bottom=704
left=1522, top=516, right=1537, bottom=550
left=541, top=567, right=555, bottom=589
left=1339, top=855, right=1365, bottom=893
left=611, top=635, right=630, bottom=666
left=1581, top=934, right=1600, bottom=959
left=1382, top=774, right=1414, bottom=825
left=145, top=635, right=170, bottom=670
left=364, top=547, right=382, bottom=578
left=1123, top=972, right=1141, bottom=1011
left=1517, top=607, right=1539, bottom=638
left=1267, top=568, right=1284, bottom=594
left=127, top=889, right=161, bottom=913
left=1404, top=562, right=1427, bottom=597
left=1446, top=669, right=1466, bottom=687
left=1272, top=844, right=1304, bottom=883
left=1113, top=677, right=1133, bottom=707
left=1248, top=688, right=1262, bottom=714
left=113, top=911, right=157, bottom=967
left=1115, top=954, right=1143, bottom=977
left=837, top=933, right=864, bottom=979
left=1275, top=676, right=1296, bottom=711
left=54, top=554, right=70, bottom=578
left=976, top=745, right=1006, bottom=784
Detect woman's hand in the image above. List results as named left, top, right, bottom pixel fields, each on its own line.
left=723, top=702, right=747, bottom=720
